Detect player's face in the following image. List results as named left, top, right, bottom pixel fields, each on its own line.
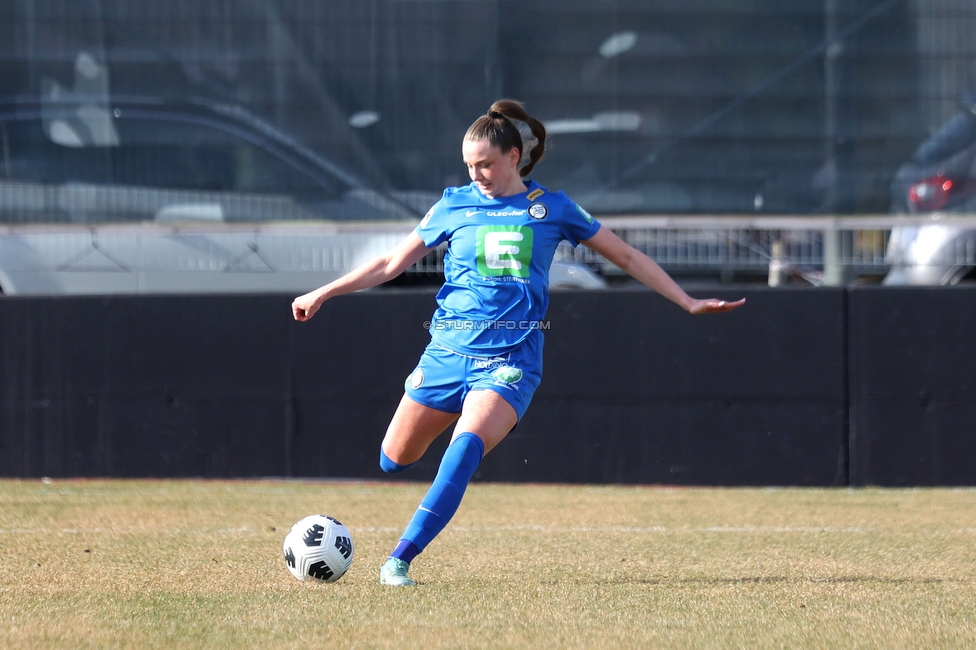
left=462, top=138, right=521, bottom=198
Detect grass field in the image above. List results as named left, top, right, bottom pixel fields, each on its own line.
left=2, top=480, right=975, bottom=649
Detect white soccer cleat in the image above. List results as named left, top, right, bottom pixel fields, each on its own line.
left=379, top=557, right=416, bottom=587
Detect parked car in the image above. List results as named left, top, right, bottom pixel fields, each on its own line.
left=885, top=95, right=976, bottom=285
left=0, top=96, right=605, bottom=294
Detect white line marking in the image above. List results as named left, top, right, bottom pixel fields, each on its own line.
left=2, top=525, right=975, bottom=535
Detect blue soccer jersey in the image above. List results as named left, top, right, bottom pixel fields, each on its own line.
left=415, top=180, right=601, bottom=355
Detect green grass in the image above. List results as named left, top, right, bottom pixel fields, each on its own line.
left=2, top=480, right=976, bottom=648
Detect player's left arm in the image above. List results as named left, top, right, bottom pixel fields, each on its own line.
left=581, top=226, right=745, bottom=314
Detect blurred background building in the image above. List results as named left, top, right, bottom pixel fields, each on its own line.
left=2, top=0, right=976, bottom=292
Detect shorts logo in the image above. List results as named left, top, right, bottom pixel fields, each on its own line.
left=406, top=368, right=424, bottom=390
left=575, top=204, right=594, bottom=224
left=473, top=358, right=503, bottom=369
left=491, top=366, right=523, bottom=385
left=528, top=202, right=548, bottom=220
left=476, top=225, right=533, bottom=278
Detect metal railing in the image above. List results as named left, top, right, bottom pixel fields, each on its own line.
left=409, top=214, right=976, bottom=285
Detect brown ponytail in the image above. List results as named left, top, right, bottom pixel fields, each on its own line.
left=464, top=99, right=547, bottom=178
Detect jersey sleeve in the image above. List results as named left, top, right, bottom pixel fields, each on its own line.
left=561, top=199, right=602, bottom=246
left=414, top=193, right=452, bottom=247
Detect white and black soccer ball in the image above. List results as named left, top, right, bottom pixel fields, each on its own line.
left=282, top=514, right=354, bottom=583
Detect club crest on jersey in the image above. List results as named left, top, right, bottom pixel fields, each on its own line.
left=528, top=202, right=548, bottom=220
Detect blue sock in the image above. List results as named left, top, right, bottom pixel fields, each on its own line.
left=390, top=539, right=421, bottom=564
left=379, top=447, right=414, bottom=473
left=400, top=432, right=485, bottom=552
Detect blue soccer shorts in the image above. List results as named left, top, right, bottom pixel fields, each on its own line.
left=403, top=333, right=543, bottom=421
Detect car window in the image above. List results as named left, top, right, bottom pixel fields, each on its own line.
left=111, top=116, right=336, bottom=196
left=0, top=111, right=342, bottom=224
left=3, top=118, right=113, bottom=185
left=914, top=113, right=976, bottom=166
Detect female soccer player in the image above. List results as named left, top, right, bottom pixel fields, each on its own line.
left=292, top=99, right=744, bottom=586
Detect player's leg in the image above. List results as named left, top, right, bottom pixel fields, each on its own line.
left=379, top=344, right=464, bottom=473
left=381, top=390, right=518, bottom=586
left=377, top=395, right=461, bottom=586
left=451, top=388, right=518, bottom=450
left=379, top=346, right=466, bottom=586
left=379, top=393, right=459, bottom=472
left=381, top=338, right=540, bottom=586
left=402, top=390, right=518, bottom=545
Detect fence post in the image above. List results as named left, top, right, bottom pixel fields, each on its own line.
left=768, top=237, right=785, bottom=287
left=824, top=230, right=855, bottom=286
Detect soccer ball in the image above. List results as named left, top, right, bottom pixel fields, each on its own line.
left=282, top=514, right=354, bottom=582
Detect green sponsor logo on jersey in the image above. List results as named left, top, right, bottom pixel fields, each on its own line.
left=492, top=366, right=523, bottom=384
left=576, top=204, right=595, bottom=224
left=476, top=225, right=533, bottom=278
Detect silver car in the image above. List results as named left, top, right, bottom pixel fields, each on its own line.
left=0, top=97, right=604, bottom=294
left=885, top=95, right=976, bottom=285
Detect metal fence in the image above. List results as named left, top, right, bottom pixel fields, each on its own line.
left=410, top=215, right=976, bottom=285
left=5, top=213, right=976, bottom=294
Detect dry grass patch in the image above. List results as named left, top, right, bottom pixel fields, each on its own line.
left=1, top=480, right=975, bottom=648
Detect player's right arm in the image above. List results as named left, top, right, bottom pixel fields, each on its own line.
left=292, top=232, right=432, bottom=321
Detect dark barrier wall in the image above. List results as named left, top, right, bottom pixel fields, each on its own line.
left=849, top=287, right=976, bottom=487
left=11, top=287, right=976, bottom=486
left=488, top=289, right=848, bottom=486
left=1, top=296, right=296, bottom=477
left=1, top=288, right=850, bottom=485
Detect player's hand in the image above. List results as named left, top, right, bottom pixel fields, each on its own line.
left=292, top=292, right=323, bottom=322
left=687, top=298, right=746, bottom=314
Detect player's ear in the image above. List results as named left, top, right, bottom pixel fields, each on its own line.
left=508, top=146, right=521, bottom=167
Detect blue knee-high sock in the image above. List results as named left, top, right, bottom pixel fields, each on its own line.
left=396, top=432, right=484, bottom=558
left=379, top=447, right=414, bottom=473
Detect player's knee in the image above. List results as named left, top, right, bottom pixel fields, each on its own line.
left=379, top=447, right=414, bottom=473
left=441, top=432, right=485, bottom=477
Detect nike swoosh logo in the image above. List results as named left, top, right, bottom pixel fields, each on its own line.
left=465, top=210, right=478, bottom=217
